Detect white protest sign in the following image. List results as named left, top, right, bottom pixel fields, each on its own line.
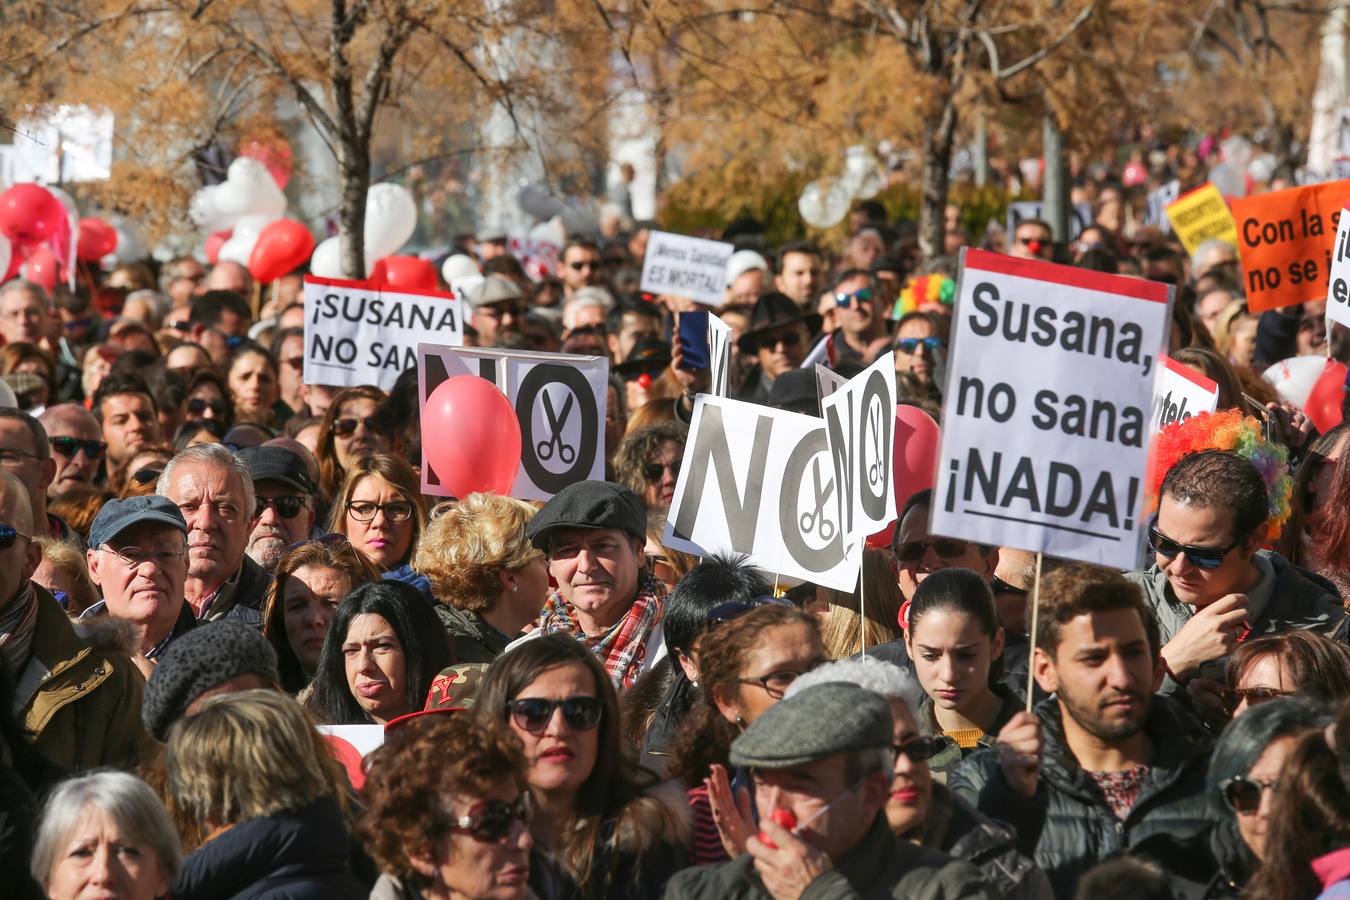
left=709, top=314, right=732, bottom=397
left=1144, top=180, right=1181, bottom=233
left=1152, top=356, right=1219, bottom=433
left=1006, top=201, right=1094, bottom=241
left=1328, top=207, right=1350, bottom=331
left=664, top=396, right=863, bottom=591
left=418, top=345, right=608, bottom=501
left=640, top=231, right=734, bottom=306
left=821, top=352, right=898, bottom=544
left=931, top=249, right=1172, bottom=569
left=304, top=275, right=464, bottom=390
left=508, top=235, right=561, bottom=282
left=815, top=364, right=846, bottom=417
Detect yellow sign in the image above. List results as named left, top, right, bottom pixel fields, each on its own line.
left=1165, top=184, right=1238, bottom=256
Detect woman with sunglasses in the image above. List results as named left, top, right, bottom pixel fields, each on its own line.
left=316, top=385, right=389, bottom=504
left=226, top=344, right=284, bottom=429
left=786, top=657, right=1051, bottom=900
left=305, top=581, right=452, bottom=726
left=613, top=421, right=686, bottom=511
left=185, top=369, right=235, bottom=427
left=329, top=454, right=429, bottom=588
left=263, top=539, right=381, bottom=694
left=361, top=714, right=552, bottom=900
left=1189, top=631, right=1350, bottom=729
left=117, top=445, right=174, bottom=498
left=477, top=634, right=689, bottom=899
left=903, top=568, right=1021, bottom=772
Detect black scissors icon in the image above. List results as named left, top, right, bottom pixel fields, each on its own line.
left=798, top=458, right=836, bottom=541
left=866, top=402, right=884, bottom=487
left=536, top=392, right=577, bottom=464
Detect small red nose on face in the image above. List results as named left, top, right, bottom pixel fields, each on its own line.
left=637, top=374, right=652, bottom=389
left=1026, top=239, right=1044, bottom=255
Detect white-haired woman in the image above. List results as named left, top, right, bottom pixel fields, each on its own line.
left=787, top=657, right=1052, bottom=900
left=32, top=770, right=181, bottom=900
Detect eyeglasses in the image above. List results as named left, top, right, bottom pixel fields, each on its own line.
left=50, top=436, right=107, bottom=460
left=478, top=302, right=524, bottom=320
left=754, top=331, right=803, bottom=352
left=1221, top=774, right=1278, bottom=815
left=894, top=538, right=972, bottom=563
left=104, top=545, right=186, bottom=567
left=448, top=795, right=532, bottom=844
left=643, top=460, right=681, bottom=482
left=506, top=696, right=603, bottom=734
left=894, top=735, right=955, bottom=762
left=282, top=356, right=304, bottom=371
left=131, top=468, right=163, bottom=485
left=165, top=319, right=193, bottom=332
left=1223, top=686, right=1293, bottom=716
left=333, top=416, right=376, bottom=437
left=834, top=288, right=874, bottom=308
left=990, top=575, right=1029, bottom=597
left=187, top=397, right=228, bottom=417
left=0, top=524, right=32, bottom=550
left=0, top=448, right=44, bottom=467
left=346, top=500, right=414, bottom=523
left=1147, top=518, right=1247, bottom=571
left=708, top=596, right=794, bottom=625
left=567, top=260, right=599, bottom=271
left=737, top=668, right=812, bottom=700
left=256, top=495, right=309, bottom=519
left=895, top=337, right=943, bottom=354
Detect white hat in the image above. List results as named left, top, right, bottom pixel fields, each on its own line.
left=726, top=249, right=770, bottom=287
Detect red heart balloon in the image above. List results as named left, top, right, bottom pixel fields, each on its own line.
left=76, top=218, right=118, bottom=262
left=248, top=218, right=315, bottom=283
left=369, top=255, right=438, bottom=292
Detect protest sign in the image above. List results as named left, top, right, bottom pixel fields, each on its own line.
left=508, top=235, right=560, bottom=282
left=1006, top=201, right=1093, bottom=241
left=821, top=352, right=898, bottom=544
left=1144, top=180, right=1181, bottom=233
left=418, top=345, right=608, bottom=501
left=639, top=231, right=734, bottom=305
left=930, top=249, right=1172, bottom=569
left=1328, top=207, right=1350, bottom=331
left=816, top=363, right=845, bottom=398
left=304, top=275, right=464, bottom=391
left=1165, top=184, right=1238, bottom=256
left=664, top=395, right=863, bottom=591
left=708, top=314, right=732, bottom=397
left=1231, top=179, right=1350, bottom=311
left=1152, top=356, right=1219, bottom=433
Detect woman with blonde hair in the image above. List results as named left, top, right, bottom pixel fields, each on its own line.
left=164, top=689, right=364, bottom=896
left=413, top=493, right=550, bottom=663
left=818, top=547, right=904, bottom=659
left=1212, top=300, right=1258, bottom=369
left=329, top=453, right=429, bottom=588
left=32, top=537, right=99, bottom=616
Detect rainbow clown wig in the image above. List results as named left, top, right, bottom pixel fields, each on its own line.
left=892, top=274, right=955, bottom=318
left=1147, top=409, right=1293, bottom=541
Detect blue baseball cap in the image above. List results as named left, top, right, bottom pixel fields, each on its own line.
left=88, top=495, right=188, bottom=549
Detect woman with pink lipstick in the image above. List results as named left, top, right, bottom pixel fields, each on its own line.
left=305, top=581, right=452, bottom=725
left=478, top=635, right=689, bottom=899
left=329, top=454, right=429, bottom=591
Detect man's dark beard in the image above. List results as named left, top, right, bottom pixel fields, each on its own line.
left=1059, top=684, right=1150, bottom=743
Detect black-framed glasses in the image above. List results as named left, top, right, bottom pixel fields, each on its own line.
left=1221, top=774, right=1277, bottom=815
left=187, top=397, right=227, bottom=417
left=755, top=331, right=803, bottom=352
left=131, top=468, right=163, bottom=486
left=104, top=545, right=185, bottom=567
left=1147, top=517, right=1247, bottom=571
left=0, top=448, right=43, bottom=467
left=478, top=302, right=523, bottom=320
left=346, top=500, right=414, bottom=523
left=834, top=287, right=874, bottom=308
left=894, top=735, right=955, bottom=762
left=708, top=596, right=793, bottom=625
left=567, top=260, right=598, bottom=271
left=643, top=460, right=681, bottom=482
left=0, top=523, right=31, bottom=550
left=256, top=495, right=309, bottom=519
left=894, top=337, right=943, bottom=354
left=448, top=795, right=532, bottom=844
left=334, top=416, right=376, bottom=437
left=990, top=575, right=1029, bottom=597
left=737, top=668, right=810, bottom=700
left=50, top=436, right=107, bottom=460
left=894, top=538, right=971, bottom=563
left=506, top=696, right=603, bottom=734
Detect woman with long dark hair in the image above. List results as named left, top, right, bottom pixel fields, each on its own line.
left=1279, top=423, right=1350, bottom=600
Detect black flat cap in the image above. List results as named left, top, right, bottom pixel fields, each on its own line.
left=88, top=496, right=187, bottom=549
left=237, top=445, right=316, bottom=494
left=730, top=682, right=893, bottom=768
left=525, top=480, right=647, bottom=550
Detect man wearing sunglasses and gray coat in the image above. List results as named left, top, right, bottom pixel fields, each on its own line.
left=1126, top=450, right=1347, bottom=699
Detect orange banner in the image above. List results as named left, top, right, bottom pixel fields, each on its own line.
left=1231, top=180, right=1350, bottom=312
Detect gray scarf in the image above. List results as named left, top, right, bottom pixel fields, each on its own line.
left=0, top=583, right=38, bottom=676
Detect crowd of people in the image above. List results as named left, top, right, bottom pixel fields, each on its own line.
left=0, top=162, right=1349, bottom=900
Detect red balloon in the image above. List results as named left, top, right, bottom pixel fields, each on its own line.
left=0, top=184, right=68, bottom=247
left=894, top=404, right=940, bottom=513
left=76, top=218, right=118, bottom=262
left=205, top=229, right=232, bottom=265
left=239, top=135, right=294, bottom=190
left=248, top=218, right=315, bottom=283
left=1305, top=360, right=1348, bottom=434
left=370, top=255, right=438, bottom=291
left=20, top=246, right=60, bottom=293
left=422, top=376, right=521, bottom=497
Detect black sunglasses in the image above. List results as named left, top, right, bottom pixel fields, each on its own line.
left=1147, top=517, right=1247, bottom=571
left=256, top=496, right=308, bottom=519
left=1221, top=774, right=1277, bottom=815
left=894, top=735, right=955, bottom=762
left=753, top=331, right=803, bottom=352
left=448, top=795, right=531, bottom=843
left=643, top=460, right=681, bottom=482
left=505, top=697, right=603, bottom=734
left=50, top=436, right=106, bottom=460
left=894, top=538, right=971, bottom=563
left=708, top=595, right=794, bottom=625
left=0, top=523, right=32, bottom=550
left=187, top=397, right=227, bottom=417
left=131, top=468, right=163, bottom=486
left=334, top=416, right=377, bottom=437
left=990, top=575, right=1029, bottom=597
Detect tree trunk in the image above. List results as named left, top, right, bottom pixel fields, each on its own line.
left=337, top=140, right=370, bottom=279
left=1042, top=111, right=1069, bottom=240
left=918, top=98, right=959, bottom=260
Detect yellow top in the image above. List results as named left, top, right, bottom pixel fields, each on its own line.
left=942, top=728, right=985, bottom=750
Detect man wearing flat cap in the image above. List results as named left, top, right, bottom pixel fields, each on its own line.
left=466, top=275, right=525, bottom=348
left=666, top=682, right=992, bottom=899
left=520, top=480, right=666, bottom=689
left=239, top=445, right=318, bottom=572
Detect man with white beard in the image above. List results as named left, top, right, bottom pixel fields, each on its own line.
left=238, top=446, right=317, bottom=572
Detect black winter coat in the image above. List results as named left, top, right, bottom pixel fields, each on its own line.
left=948, top=696, right=1222, bottom=899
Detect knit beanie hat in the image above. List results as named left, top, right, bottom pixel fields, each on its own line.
left=142, top=620, right=280, bottom=741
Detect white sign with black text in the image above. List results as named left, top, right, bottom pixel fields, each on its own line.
left=821, top=352, right=898, bottom=545
left=417, top=346, right=608, bottom=501
left=931, top=250, right=1173, bottom=569
left=1151, top=356, right=1219, bottom=433
left=305, top=275, right=464, bottom=390
left=1328, top=206, right=1350, bottom=331
left=709, top=314, right=732, bottom=397
left=639, top=231, right=734, bottom=306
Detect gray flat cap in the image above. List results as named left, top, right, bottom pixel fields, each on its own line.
left=730, top=682, right=893, bottom=768
left=465, top=274, right=523, bottom=308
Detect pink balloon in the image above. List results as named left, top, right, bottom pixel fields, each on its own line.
left=894, top=405, right=940, bottom=512
left=422, top=376, right=521, bottom=497
left=205, top=229, right=232, bottom=265
left=238, top=135, right=293, bottom=190
left=20, top=246, right=60, bottom=293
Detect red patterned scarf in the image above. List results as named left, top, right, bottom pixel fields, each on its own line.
left=539, top=573, right=665, bottom=689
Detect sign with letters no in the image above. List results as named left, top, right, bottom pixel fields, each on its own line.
left=821, top=352, right=898, bottom=545
left=931, top=250, right=1172, bottom=569
left=417, top=346, right=608, bottom=501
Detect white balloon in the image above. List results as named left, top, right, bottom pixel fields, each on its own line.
left=517, top=182, right=565, bottom=220
left=214, top=157, right=287, bottom=220
left=1221, top=136, right=1253, bottom=170
left=529, top=218, right=565, bottom=246
left=190, top=185, right=234, bottom=232
left=798, top=178, right=850, bottom=228
left=217, top=213, right=279, bottom=266
left=365, top=183, right=417, bottom=260
left=310, top=236, right=344, bottom=278
left=1263, top=356, right=1330, bottom=410
left=441, top=254, right=479, bottom=284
